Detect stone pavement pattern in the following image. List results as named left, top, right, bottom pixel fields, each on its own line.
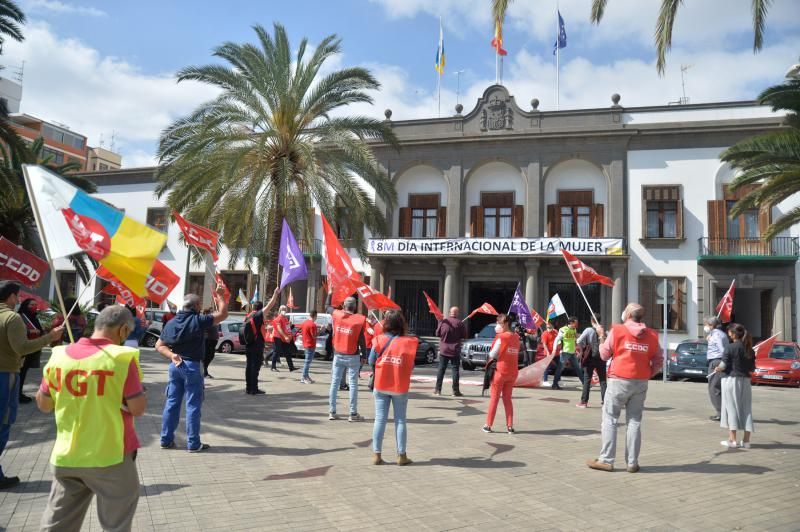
left=1, top=349, right=799, bottom=531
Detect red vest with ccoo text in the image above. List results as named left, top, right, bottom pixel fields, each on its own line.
left=609, top=324, right=660, bottom=380
left=373, top=334, right=418, bottom=394
left=494, top=331, right=520, bottom=379
left=332, top=310, right=366, bottom=355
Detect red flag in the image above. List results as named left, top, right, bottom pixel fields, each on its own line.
left=214, top=271, right=230, bottom=304
left=561, top=250, right=615, bottom=287
left=0, top=237, right=49, bottom=287
left=352, top=280, right=400, bottom=311
left=135, top=304, right=146, bottom=320
left=18, top=289, right=50, bottom=310
left=530, top=308, right=546, bottom=328
left=467, top=302, right=499, bottom=320
left=173, top=211, right=219, bottom=261
left=715, top=280, right=735, bottom=323
left=286, top=286, right=298, bottom=309
left=423, top=291, right=444, bottom=322
left=101, top=283, right=118, bottom=295
left=144, top=260, right=180, bottom=304
left=97, top=266, right=145, bottom=307
left=754, top=333, right=779, bottom=360
left=321, top=215, right=362, bottom=306
left=491, top=18, right=508, bottom=56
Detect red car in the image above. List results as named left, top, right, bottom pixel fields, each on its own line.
left=751, top=341, right=800, bottom=387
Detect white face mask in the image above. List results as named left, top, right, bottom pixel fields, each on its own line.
left=494, top=324, right=503, bottom=334
left=703, top=325, right=711, bottom=333
left=620, top=312, right=626, bottom=322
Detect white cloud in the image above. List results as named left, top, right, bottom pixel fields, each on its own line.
left=24, top=0, right=107, bottom=17
left=2, top=22, right=219, bottom=168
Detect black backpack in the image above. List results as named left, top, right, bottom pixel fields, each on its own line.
left=240, top=313, right=259, bottom=346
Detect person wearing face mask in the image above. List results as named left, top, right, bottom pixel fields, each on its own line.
left=271, top=305, right=297, bottom=372
left=0, top=281, right=64, bottom=489
left=554, top=317, right=584, bottom=388
left=704, top=316, right=729, bottom=422
left=540, top=320, right=561, bottom=388
left=482, top=314, right=521, bottom=434
left=17, top=298, right=46, bottom=404
left=156, top=286, right=229, bottom=453
left=36, top=305, right=146, bottom=530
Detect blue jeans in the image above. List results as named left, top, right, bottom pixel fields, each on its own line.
left=302, top=348, right=315, bottom=379
left=557, top=352, right=584, bottom=385
left=329, top=354, right=360, bottom=415
left=161, top=360, right=204, bottom=450
left=372, top=391, right=408, bottom=454
left=544, top=354, right=562, bottom=383
left=0, top=372, right=19, bottom=479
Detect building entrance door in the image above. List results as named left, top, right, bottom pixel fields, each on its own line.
left=714, top=286, right=772, bottom=342
left=467, top=281, right=518, bottom=335
left=547, top=282, right=601, bottom=329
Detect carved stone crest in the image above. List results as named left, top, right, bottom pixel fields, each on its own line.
left=480, top=95, right=512, bottom=131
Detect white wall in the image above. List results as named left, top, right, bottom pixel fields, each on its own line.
left=624, top=105, right=779, bottom=125
left=627, top=147, right=728, bottom=346
left=464, top=161, right=525, bottom=236
left=392, top=165, right=448, bottom=236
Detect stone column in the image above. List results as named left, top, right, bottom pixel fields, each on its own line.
left=445, top=165, right=462, bottom=237
left=525, top=162, right=540, bottom=237
left=611, top=262, right=626, bottom=324
left=306, top=260, right=319, bottom=311
left=369, top=258, right=384, bottom=293
left=443, top=259, right=459, bottom=312
left=202, top=253, right=215, bottom=308
left=524, top=259, right=539, bottom=310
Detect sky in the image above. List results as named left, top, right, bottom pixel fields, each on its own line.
left=2, top=0, right=799, bottom=168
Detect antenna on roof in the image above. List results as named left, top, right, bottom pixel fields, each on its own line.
left=679, top=64, right=692, bottom=105
left=110, top=130, right=117, bottom=152
left=12, top=60, right=24, bottom=84
left=99, top=133, right=105, bottom=148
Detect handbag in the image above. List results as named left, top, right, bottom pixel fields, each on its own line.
left=368, top=335, right=396, bottom=392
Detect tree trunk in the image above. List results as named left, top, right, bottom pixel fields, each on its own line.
left=264, top=207, right=283, bottom=301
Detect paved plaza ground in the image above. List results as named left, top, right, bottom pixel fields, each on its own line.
left=1, top=349, right=799, bottom=531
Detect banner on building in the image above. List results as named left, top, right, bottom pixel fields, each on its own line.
left=367, top=237, right=624, bottom=256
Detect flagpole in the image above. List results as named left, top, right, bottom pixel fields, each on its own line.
left=561, top=253, right=599, bottom=325
left=21, top=166, right=76, bottom=343
left=67, top=269, right=98, bottom=318
left=556, top=7, right=560, bottom=111
left=437, top=16, right=442, bottom=117
left=191, top=244, right=220, bottom=310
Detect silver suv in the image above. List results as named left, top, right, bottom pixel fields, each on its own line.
left=461, top=324, right=525, bottom=370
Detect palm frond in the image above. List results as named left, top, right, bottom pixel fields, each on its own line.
left=491, top=0, right=512, bottom=24
left=590, top=0, right=609, bottom=23
left=751, top=0, right=771, bottom=52
left=654, top=0, right=684, bottom=76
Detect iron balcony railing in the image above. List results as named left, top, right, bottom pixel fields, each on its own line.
left=698, top=237, right=800, bottom=259
left=298, top=238, right=322, bottom=256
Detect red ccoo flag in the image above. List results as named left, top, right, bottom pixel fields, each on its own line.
left=0, top=237, right=49, bottom=287
left=423, top=291, right=444, bottom=322
left=286, top=286, right=298, bottom=309
left=530, top=308, right=546, bottom=329
left=321, top=215, right=362, bottom=306
left=353, top=280, right=400, bottom=311
left=467, top=302, right=499, bottom=320
left=18, top=289, right=50, bottom=310
left=715, top=279, right=735, bottom=323
left=214, top=271, right=230, bottom=304
left=173, top=211, right=219, bottom=261
left=97, top=266, right=145, bottom=307
left=753, top=333, right=779, bottom=360
left=561, top=250, right=615, bottom=287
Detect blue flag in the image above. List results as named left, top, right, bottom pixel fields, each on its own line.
left=508, top=282, right=535, bottom=330
left=553, top=10, right=567, bottom=55
left=278, top=219, right=308, bottom=289
left=250, top=286, right=260, bottom=305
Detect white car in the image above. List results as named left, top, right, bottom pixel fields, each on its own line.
left=288, top=312, right=332, bottom=358
left=215, top=319, right=245, bottom=353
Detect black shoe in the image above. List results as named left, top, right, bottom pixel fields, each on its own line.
left=18, top=394, right=32, bottom=404
left=254, top=389, right=266, bottom=395
left=271, top=368, right=279, bottom=372
left=0, top=476, right=20, bottom=489
left=205, top=374, right=214, bottom=379
left=710, top=415, right=721, bottom=421
left=246, top=390, right=254, bottom=395
left=160, top=441, right=176, bottom=449
left=452, top=390, right=463, bottom=397
left=188, top=443, right=210, bottom=453
left=552, top=384, right=562, bottom=390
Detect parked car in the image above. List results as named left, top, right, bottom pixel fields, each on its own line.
left=752, top=341, right=800, bottom=387
left=668, top=340, right=709, bottom=380
left=461, top=324, right=525, bottom=370
left=216, top=319, right=246, bottom=353
left=408, top=333, right=437, bottom=365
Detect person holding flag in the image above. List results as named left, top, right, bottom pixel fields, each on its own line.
left=242, top=287, right=281, bottom=395
left=435, top=307, right=467, bottom=397
left=704, top=316, right=730, bottom=422
left=156, top=283, right=229, bottom=453
left=329, top=297, right=367, bottom=422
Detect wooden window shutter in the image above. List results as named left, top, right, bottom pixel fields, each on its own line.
left=409, top=194, right=439, bottom=209
left=437, top=207, right=447, bottom=237
left=470, top=206, right=485, bottom=237
left=481, top=192, right=514, bottom=208
left=591, top=204, right=604, bottom=237
left=546, top=204, right=559, bottom=237
left=707, top=200, right=726, bottom=239
left=758, top=204, right=771, bottom=233
left=639, top=277, right=656, bottom=327
left=558, top=190, right=593, bottom=206
left=676, top=199, right=684, bottom=238
left=399, top=207, right=412, bottom=237
left=512, top=205, right=524, bottom=237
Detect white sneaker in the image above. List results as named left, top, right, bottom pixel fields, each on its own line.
left=348, top=414, right=365, bottom=422
left=300, top=378, right=308, bottom=384
left=329, top=413, right=339, bottom=420
left=720, top=440, right=737, bottom=449
left=541, top=381, right=552, bottom=387
left=740, top=442, right=751, bottom=449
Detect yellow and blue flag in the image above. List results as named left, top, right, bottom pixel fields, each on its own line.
left=435, top=18, right=445, bottom=74
left=23, top=165, right=166, bottom=297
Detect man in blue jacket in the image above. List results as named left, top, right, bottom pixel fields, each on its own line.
left=156, top=285, right=228, bottom=452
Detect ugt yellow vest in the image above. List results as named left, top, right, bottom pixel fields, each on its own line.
left=43, top=343, right=140, bottom=468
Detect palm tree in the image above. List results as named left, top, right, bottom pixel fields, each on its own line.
left=0, top=0, right=25, bottom=147
left=0, top=136, right=96, bottom=280
left=490, top=0, right=771, bottom=75
left=156, top=23, right=398, bottom=294
left=721, top=77, right=800, bottom=240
